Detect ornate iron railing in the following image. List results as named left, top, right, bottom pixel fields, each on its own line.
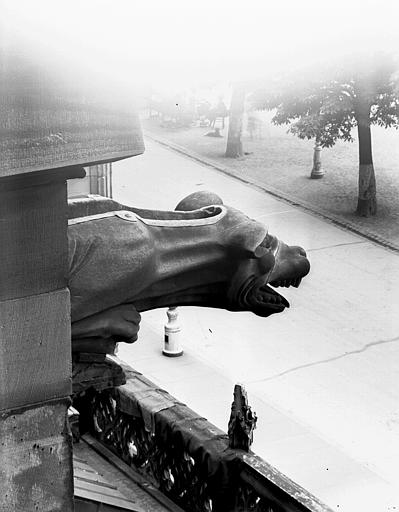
left=72, top=357, right=332, bottom=512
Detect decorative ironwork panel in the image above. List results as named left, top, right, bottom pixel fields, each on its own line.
left=73, top=362, right=332, bottom=512
left=77, top=388, right=215, bottom=512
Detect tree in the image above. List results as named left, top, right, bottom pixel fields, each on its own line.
left=225, top=84, right=246, bottom=158
left=251, top=55, right=399, bottom=216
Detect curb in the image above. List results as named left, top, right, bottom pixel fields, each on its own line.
left=144, top=131, right=399, bottom=254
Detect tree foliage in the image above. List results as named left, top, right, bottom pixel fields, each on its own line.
left=251, top=54, right=399, bottom=148
left=251, top=54, right=399, bottom=216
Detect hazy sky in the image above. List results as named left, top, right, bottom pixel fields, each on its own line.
left=2, top=0, right=399, bottom=94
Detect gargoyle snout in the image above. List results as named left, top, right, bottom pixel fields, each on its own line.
left=268, top=242, right=310, bottom=289
left=298, top=246, right=307, bottom=258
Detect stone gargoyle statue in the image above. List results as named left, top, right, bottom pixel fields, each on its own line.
left=68, top=191, right=310, bottom=352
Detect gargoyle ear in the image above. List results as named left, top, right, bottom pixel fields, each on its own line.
left=253, top=245, right=268, bottom=258
left=228, top=221, right=269, bottom=260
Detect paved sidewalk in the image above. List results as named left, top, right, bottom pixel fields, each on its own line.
left=143, top=122, right=399, bottom=253
left=113, top=139, right=399, bottom=512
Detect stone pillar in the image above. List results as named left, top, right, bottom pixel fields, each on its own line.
left=0, top=167, right=83, bottom=511
left=310, top=143, right=324, bottom=179
left=0, top=39, right=143, bottom=510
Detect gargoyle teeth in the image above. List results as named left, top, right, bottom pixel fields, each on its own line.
left=255, top=285, right=289, bottom=309
left=270, top=277, right=302, bottom=288
left=260, top=294, right=281, bottom=304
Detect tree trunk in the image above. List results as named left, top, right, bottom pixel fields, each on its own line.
left=225, top=84, right=246, bottom=158
left=355, top=99, right=377, bottom=216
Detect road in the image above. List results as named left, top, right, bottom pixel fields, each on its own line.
left=112, top=138, right=399, bottom=511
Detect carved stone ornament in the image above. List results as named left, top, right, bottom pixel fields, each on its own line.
left=68, top=192, right=310, bottom=349
left=228, top=384, right=257, bottom=451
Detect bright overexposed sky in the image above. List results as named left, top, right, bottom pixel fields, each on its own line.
left=2, top=0, right=399, bottom=95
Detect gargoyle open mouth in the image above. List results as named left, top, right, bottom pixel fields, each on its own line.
left=257, top=284, right=290, bottom=312
left=257, top=275, right=304, bottom=313
left=231, top=237, right=309, bottom=318
left=249, top=272, right=306, bottom=316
